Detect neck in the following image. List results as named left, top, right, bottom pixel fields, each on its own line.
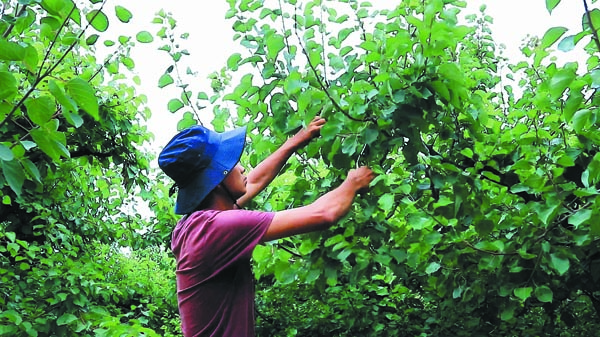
left=203, top=189, right=238, bottom=211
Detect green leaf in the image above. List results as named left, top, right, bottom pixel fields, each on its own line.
left=115, top=5, right=133, bottom=23
left=66, top=78, right=99, bottom=120
left=324, top=234, right=345, bottom=247
left=540, top=27, right=568, bottom=49
left=227, top=53, right=242, bottom=71
left=158, top=73, right=174, bottom=88
left=266, top=34, right=285, bottom=60
left=0, top=39, right=26, bottom=61
left=362, top=126, right=379, bottom=144
left=460, top=148, right=474, bottom=158
left=177, top=112, right=197, bottom=131
left=571, top=109, right=591, bottom=133
left=549, top=68, right=576, bottom=99
left=568, top=209, right=592, bottom=229
left=378, top=193, right=394, bottom=211
left=284, top=72, right=309, bottom=95
left=57, top=313, right=78, bottom=326
left=425, top=262, right=441, bottom=274
left=21, top=158, right=42, bottom=184
left=30, top=120, right=70, bottom=162
left=546, top=0, right=560, bottom=14
left=583, top=8, right=600, bottom=32
left=86, top=10, right=109, bottom=32
left=49, top=80, right=81, bottom=127
left=408, top=213, right=434, bottom=230
left=86, top=34, right=99, bottom=46
left=431, top=80, right=450, bottom=102
left=167, top=99, right=184, bottom=113
left=341, top=135, right=358, bottom=156
left=259, top=8, right=273, bottom=19
left=2, top=159, right=25, bottom=196
left=1, top=310, right=22, bottom=325
left=274, top=259, right=296, bottom=285
left=550, top=254, right=569, bottom=275
left=22, top=45, right=39, bottom=73
left=590, top=69, right=600, bottom=89
left=338, top=28, right=355, bottom=44
left=321, top=119, right=343, bottom=142
left=5, top=232, right=16, bottom=242
left=0, top=72, right=18, bottom=100
left=7, top=242, right=19, bottom=255
left=558, top=35, right=575, bottom=52
left=501, top=304, right=516, bottom=321
left=25, top=96, right=55, bottom=126
left=0, top=144, right=14, bottom=161
left=534, top=285, right=553, bottom=303
left=557, top=154, right=575, bottom=167
left=136, top=31, right=154, bottom=43
left=514, top=287, right=533, bottom=301
left=475, top=220, right=494, bottom=236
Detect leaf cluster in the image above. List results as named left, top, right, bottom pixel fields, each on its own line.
left=197, top=0, right=600, bottom=335
left=0, top=0, right=179, bottom=335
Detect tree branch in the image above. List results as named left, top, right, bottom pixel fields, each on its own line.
left=0, top=3, right=105, bottom=130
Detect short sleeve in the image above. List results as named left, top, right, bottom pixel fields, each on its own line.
left=206, top=210, right=274, bottom=267
left=172, top=209, right=274, bottom=280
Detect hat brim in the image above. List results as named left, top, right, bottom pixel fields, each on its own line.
left=174, top=125, right=247, bottom=214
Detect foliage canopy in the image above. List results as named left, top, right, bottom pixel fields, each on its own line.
left=209, top=0, right=600, bottom=335
left=1, top=0, right=600, bottom=336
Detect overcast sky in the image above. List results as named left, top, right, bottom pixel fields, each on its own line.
left=106, top=1, right=586, bottom=154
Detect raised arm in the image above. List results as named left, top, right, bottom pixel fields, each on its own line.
left=237, top=117, right=325, bottom=207
left=260, top=166, right=375, bottom=242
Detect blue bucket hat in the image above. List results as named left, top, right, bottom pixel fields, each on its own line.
left=158, top=125, right=247, bottom=214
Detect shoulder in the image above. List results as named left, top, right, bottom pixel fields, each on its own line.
left=177, top=209, right=274, bottom=230
left=214, top=209, right=275, bottom=227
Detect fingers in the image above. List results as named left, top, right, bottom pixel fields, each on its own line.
left=348, top=166, right=376, bottom=193
left=301, top=116, right=326, bottom=140
left=309, top=116, right=326, bottom=133
left=310, top=116, right=326, bottom=126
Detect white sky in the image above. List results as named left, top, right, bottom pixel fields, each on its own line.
left=105, top=1, right=587, bottom=155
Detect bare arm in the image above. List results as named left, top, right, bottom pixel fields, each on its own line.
left=260, top=166, right=375, bottom=242
left=237, top=117, right=325, bottom=207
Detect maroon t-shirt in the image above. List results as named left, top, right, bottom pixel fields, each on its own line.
left=171, top=209, right=274, bottom=337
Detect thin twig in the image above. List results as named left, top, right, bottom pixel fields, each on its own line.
left=278, top=0, right=293, bottom=71
left=584, top=0, right=600, bottom=53
left=462, top=240, right=519, bottom=256
left=2, top=4, right=27, bottom=38
left=320, top=3, right=327, bottom=85
left=276, top=243, right=303, bottom=258
left=293, top=12, right=368, bottom=123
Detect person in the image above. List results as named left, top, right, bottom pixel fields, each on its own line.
left=158, top=117, right=374, bottom=337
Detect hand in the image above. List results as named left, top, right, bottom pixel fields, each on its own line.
left=346, top=166, right=375, bottom=194
left=293, top=116, right=326, bottom=148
